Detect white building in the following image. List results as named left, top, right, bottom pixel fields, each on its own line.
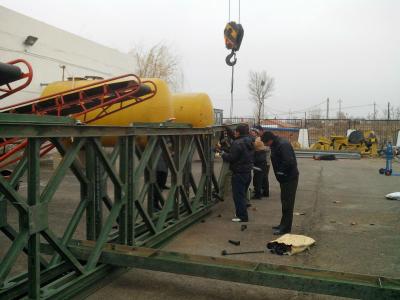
left=0, top=6, right=136, bottom=106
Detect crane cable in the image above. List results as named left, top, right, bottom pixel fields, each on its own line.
left=225, top=0, right=243, bottom=119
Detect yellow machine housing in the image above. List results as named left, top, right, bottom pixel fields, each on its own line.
left=172, top=93, right=214, bottom=128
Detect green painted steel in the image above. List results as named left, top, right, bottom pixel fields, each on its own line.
left=0, top=113, right=76, bottom=125
left=1, top=115, right=399, bottom=299
left=26, top=138, right=41, bottom=299
left=0, top=116, right=219, bottom=299
left=67, top=242, right=400, bottom=300
left=0, top=123, right=213, bottom=138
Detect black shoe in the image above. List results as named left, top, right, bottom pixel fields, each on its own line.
left=273, top=229, right=290, bottom=236
left=246, top=203, right=252, bottom=207
left=272, top=225, right=280, bottom=230
left=262, top=192, right=269, bottom=197
left=251, top=195, right=262, bottom=200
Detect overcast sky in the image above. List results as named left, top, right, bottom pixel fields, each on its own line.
left=1, top=0, right=399, bottom=118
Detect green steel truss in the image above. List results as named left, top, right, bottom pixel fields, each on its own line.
left=0, top=115, right=399, bottom=299
left=0, top=115, right=220, bottom=299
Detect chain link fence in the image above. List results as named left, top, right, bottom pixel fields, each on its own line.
left=223, top=118, right=400, bottom=146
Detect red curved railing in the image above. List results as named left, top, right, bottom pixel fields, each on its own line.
left=0, top=59, right=33, bottom=100
left=0, top=71, right=157, bottom=169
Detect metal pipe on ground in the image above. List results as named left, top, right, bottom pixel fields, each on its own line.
left=295, top=150, right=361, bottom=160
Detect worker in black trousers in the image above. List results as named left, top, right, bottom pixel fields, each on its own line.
left=251, top=130, right=267, bottom=199
left=261, top=131, right=299, bottom=235
left=222, top=124, right=254, bottom=222
left=254, top=125, right=270, bottom=197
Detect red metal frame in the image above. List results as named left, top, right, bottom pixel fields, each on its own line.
left=0, top=73, right=157, bottom=168
left=0, top=59, right=33, bottom=100
left=0, top=140, right=54, bottom=169
left=1, top=73, right=141, bottom=111
left=75, top=79, right=158, bottom=124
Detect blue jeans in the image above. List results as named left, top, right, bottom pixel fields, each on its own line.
left=231, top=172, right=251, bottom=221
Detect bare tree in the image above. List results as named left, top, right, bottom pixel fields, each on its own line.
left=381, top=106, right=395, bottom=120
left=336, top=111, right=348, bottom=119
left=248, top=71, right=275, bottom=124
left=366, top=112, right=374, bottom=120
left=129, top=42, right=184, bottom=91
left=308, top=108, right=323, bottom=119
left=394, top=106, right=400, bottom=119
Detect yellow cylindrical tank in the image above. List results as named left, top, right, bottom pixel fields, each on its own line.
left=40, top=81, right=215, bottom=147
left=40, top=78, right=173, bottom=127
left=86, top=78, right=173, bottom=146
left=85, top=78, right=173, bottom=126
left=41, top=78, right=173, bottom=146
left=172, top=93, right=214, bottom=127
left=41, top=79, right=101, bottom=97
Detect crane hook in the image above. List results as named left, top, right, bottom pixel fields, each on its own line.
left=225, top=50, right=237, bottom=67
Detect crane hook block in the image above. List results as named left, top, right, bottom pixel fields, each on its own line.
left=224, top=22, right=244, bottom=51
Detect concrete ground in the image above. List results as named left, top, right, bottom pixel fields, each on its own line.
left=1, top=157, right=400, bottom=299
left=88, top=158, right=400, bottom=300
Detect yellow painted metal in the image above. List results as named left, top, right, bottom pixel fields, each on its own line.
left=86, top=78, right=173, bottom=126
left=41, top=78, right=173, bottom=146
left=310, top=137, right=331, bottom=150
left=40, top=80, right=215, bottom=147
left=84, top=78, right=173, bottom=146
left=41, top=78, right=173, bottom=127
left=310, top=131, right=378, bottom=156
left=41, top=79, right=101, bottom=97
left=172, top=93, right=214, bottom=128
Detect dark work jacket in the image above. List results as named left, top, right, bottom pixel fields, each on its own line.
left=270, top=137, right=299, bottom=183
left=222, top=135, right=254, bottom=173
left=254, top=149, right=267, bottom=167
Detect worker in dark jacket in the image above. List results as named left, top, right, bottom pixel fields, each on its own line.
left=251, top=130, right=268, bottom=199
left=255, top=125, right=270, bottom=197
left=222, top=124, right=254, bottom=222
left=261, top=131, right=299, bottom=235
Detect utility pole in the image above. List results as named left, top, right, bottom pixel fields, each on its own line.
left=60, top=65, right=66, bottom=81
left=338, top=99, right=342, bottom=119
left=387, top=102, right=390, bottom=120
left=326, top=98, right=330, bottom=119
left=373, top=101, right=376, bottom=120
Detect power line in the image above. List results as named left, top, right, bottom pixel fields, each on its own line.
left=264, top=99, right=326, bottom=116
left=330, top=104, right=374, bottom=111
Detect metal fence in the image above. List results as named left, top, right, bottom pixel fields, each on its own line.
left=223, top=118, right=400, bottom=146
